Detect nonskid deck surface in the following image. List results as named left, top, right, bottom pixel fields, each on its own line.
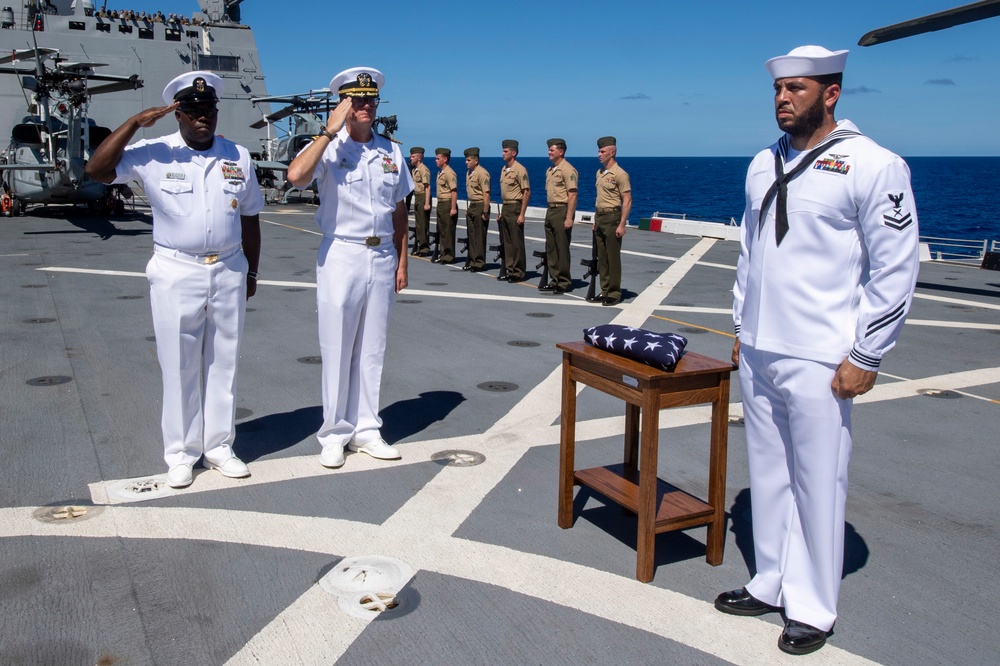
left=1, top=204, right=998, bottom=665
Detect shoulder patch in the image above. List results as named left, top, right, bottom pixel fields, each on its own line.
left=881, top=191, right=915, bottom=232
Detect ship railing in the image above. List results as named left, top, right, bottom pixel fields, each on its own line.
left=652, top=211, right=739, bottom=226
left=920, top=236, right=989, bottom=264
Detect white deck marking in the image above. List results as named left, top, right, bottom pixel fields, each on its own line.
left=226, top=586, right=367, bottom=665
left=906, top=318, right=1000, bottom=330
left=913, top=292, right=1000, bottom=311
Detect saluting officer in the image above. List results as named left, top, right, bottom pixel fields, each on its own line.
left=286, top=66, right=414, bottom=467
left=85, top=71, right=264, bottom=488
left=498, top=139, right=530, bottom=282
left=409, top=147, right=432, bottom=256
left=434, top=148, right=459, bottom=264
left=540, top=138, right=578, bottom=293
left=463, top=147, right=491, bottom=272
left=594, top=136, right=632, bottom=305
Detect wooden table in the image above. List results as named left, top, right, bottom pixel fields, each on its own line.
left=556, top=341, right=733, bottom=582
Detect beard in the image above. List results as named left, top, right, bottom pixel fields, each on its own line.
left=777, top=90, right=826, bottom=138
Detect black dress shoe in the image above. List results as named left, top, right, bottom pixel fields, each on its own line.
left=601, top=297, right=620, bottom=306
left=496, top=274, right=507, bottom=281
left=553, top=287, right=568, bottom=294
left=507, top=275, right=523, bottom=283
left=778, top=620, right=829, bottom=655
left=461, top=264, right=472, bottom=271
left=714, top=588, right=781, bottom=616
left=538, top=284, right=556, bottom=292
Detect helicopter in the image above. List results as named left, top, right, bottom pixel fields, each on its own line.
left=0, top=43, right=143, bottom=217
left=249, top=88, right=401, bottom=204
left=250, top=88, right=334, bottom=203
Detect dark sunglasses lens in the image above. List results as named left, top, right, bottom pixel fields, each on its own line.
left=181, top=106, right=218, bottom=118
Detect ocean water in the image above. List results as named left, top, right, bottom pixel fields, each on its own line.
left=456, top=156, right=1000, bottom=242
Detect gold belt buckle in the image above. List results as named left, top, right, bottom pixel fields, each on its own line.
left=364, top=236, right=381, bottom=247
left=204, top=254, right=219, bottom=264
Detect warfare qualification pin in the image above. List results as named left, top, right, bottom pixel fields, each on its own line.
left=231, top=199, right=238, bottom=210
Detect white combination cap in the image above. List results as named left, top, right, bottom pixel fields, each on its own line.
left=330, top=67, right=384, bottom=97
left=162, top=70, right=224, bottom=105
left=765, top=45, right=848, bottom=80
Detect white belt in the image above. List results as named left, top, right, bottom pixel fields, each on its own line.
left=329, top=234, right=394, bottom=247
left=153, top=244, right=241, bottom=264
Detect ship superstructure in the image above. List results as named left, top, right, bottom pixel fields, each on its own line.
left=0, top=0, right=270, bottom=154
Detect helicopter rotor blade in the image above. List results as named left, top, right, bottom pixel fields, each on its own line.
left=859, top=0, right=1000, bottom=46
left=0, top=47, right=59, bottom=65
left=87, top=76, right=144, bottom=96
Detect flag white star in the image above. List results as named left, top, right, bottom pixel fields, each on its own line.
left=604, top=333, right=617, bottom=347
left=645, top=333, right=663, bottom=339
left=588, top=332, right=600, bottom=345
left=645, top=341, right=662, bottom=351
left=623, top=337, right=637, bottom=350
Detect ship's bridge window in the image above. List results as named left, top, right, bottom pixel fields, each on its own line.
left=197, top=54, right=240, bottom=72
left=69, top=21, right=86, bottom=31
left=138, top=27, right=153, bottom=39
left=165, top=28, right=181, bottom=41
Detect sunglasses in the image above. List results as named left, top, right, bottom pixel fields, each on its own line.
left=346, top=96, right=380, bottom=107
left=178, top=105, right=219, bottom=119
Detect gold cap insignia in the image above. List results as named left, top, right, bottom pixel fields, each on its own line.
left=194, top=77, right=206, bottom=93
left=357, top=72, right=372, bottom=88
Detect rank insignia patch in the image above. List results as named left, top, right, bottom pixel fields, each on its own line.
left=221, top=162, right=245, bottom=181
left=881, top=191, right=914, bottom=231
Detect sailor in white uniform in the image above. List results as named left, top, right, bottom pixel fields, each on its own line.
left=286, top=67, right=413, bottom=468
left=86, top=71, right=264, bottom=488
left=715, top=46, right=920, bottom=655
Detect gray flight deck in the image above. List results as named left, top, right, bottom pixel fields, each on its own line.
left=1, top=202, right=998, bottom=665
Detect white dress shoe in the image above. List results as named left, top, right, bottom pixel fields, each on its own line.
left=320, top=444, right=346, bottom=468
left=166, top=463, right=194, bottom=488
left=347, top=438, right=401, bottom=460
left=205, top=457, right=250, bottom=478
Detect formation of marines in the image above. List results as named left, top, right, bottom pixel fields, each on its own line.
left=407, top=137, right=630, bottom=303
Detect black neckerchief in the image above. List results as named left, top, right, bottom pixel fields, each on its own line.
left=758, top=128, right=861, bottom=245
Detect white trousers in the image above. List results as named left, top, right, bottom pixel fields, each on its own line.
left=739, top=345, right=852, bottom=632
left=146, top=248, right=247, bottom=468
left=315, top=237, right=396, bottom=449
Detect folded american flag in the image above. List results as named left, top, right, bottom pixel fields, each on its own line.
left=583, top=324, right=687, bottom=371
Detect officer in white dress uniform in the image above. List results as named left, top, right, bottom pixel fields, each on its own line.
left=286, top=67, right=413, bottom=468
left=714, top=46, right=920, bottom=655
left=86, top=71, right=264, bottom=488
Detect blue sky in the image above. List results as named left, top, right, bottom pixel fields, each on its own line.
left=124, top=1, right=999, bottom=156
